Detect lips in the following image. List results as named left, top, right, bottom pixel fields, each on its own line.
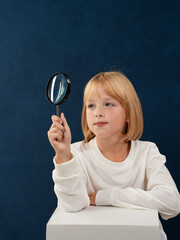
left=95, top=122, right=108, bottom=127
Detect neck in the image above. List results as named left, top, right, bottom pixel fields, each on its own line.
left=96, top=136, right=130, bottom=162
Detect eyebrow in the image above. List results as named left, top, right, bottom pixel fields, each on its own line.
left=86, top=97, right=115, bottom=103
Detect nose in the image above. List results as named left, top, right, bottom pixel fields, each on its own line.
left=95, top=106, right=104, bottom=117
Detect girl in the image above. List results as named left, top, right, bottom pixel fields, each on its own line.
left=48, top=71, right=180, bottom=240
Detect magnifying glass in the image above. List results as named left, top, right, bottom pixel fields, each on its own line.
left=46, top=72, right=71, bottom=116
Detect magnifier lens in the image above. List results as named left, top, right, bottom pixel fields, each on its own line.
left=48, top=74, right=68, bottom=104
left=46, top=72, right=71, bottom=117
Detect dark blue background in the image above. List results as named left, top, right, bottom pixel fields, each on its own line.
left=0, top=0, right=179, bottom=239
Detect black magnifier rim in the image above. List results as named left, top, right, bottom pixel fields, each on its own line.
left=46, top=72, right=71, bottom=105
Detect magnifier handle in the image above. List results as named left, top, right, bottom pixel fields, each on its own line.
left=56, top=104, right=61, bottom=117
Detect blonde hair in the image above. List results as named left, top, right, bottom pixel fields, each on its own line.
left=81, top=71, right=143, bottom=143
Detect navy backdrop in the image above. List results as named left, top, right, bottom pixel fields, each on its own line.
left=0, top=0, right=179, bottom=239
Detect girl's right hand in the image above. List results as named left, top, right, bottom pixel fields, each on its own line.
left=47, top=113, right=72, bottom=164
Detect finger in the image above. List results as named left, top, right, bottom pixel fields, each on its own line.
left=60, top=113, right=69, bottom=130
left=48, top=132, right=63, bottom=142
left=48, top=127, right=64, bottom=135
left=49, top=127, right=64, bottom=136
left=51, top=122, right=65, bottom=132
left=51, top=115, right=63, bottom=124
left=55, top=134, right=63, bottom=142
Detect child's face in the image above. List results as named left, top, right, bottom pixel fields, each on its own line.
left=85, top=85, right=128, bottom=141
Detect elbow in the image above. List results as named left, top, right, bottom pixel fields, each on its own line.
left=57, top=195, right=90, bottom=213
left=160, top=189, right=180, bottom=220
left=160, top=209, right=180, bottom=220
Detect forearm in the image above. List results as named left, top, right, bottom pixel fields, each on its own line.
left=96, top=186, right=180, bottom=220
left=52, top=157, right=90, bottom=212
left=54, top=181, right=90, bottom=212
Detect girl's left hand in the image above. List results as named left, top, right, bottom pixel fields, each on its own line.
left=88, top=191, right=97, bottom=206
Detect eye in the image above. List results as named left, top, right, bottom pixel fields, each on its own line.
left=105, top=102, right=114, bottom=107
left=87, top=104, right=95, bottom=108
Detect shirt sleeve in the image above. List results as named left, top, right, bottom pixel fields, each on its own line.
left=52, top=156, right=90, bottom=212
left=96, top=144, right=180, bottom=220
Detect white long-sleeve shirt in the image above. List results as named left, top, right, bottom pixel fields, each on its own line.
left=52, top=137, right=180, bottom=239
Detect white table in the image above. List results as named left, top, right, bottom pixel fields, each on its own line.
left=46, top=206, right=160, bottom=240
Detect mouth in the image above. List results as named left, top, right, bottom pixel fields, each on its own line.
left=94, top=122, right=108, bottom=127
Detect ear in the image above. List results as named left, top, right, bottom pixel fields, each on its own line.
left=125, top=111, right=130, bottom=122
left=126, top=118, right=130, bottom=123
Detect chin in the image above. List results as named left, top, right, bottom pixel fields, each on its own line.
left=95, top=133, right=110, bottom=139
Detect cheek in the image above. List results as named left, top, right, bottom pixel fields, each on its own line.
left=86, top=110, right=92, bottom=125
left=109, top=110, right=126, bottom=124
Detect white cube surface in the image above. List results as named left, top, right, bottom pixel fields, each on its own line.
left=46, top=206, right=160, bottom=240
